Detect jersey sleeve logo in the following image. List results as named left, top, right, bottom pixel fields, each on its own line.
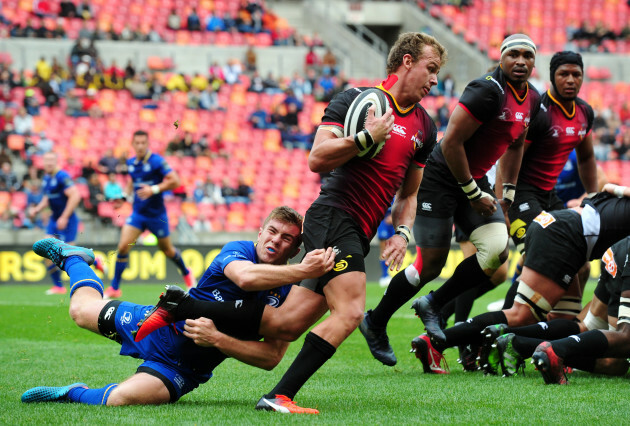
left=532, top=211, right=556, bottom=228
left=602, top=248, right=617, bottom=278
left=411, top=130, right=424, bottom=150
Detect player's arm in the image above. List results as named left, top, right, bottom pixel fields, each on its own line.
left=497, top=128, right=526, bottom=209
left=29, top=194, right=49, bottom=216
left=59, top=185, right=81, bottom=220
left=136, top=170, right=180, bottom=200
left=603, top=183, right=630, bottom=198
left=308, top=106, right=394, bottom=173
left=224, top=248, right=335, bottom=291
left=441, top=105, right=482, bottom=185
left=575, top=133, right=599, bottom=194
left=183, top=317, right=289, bottom=370
left=382, top=166, right=423, bottom=271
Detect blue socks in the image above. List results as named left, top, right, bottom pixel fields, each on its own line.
left=48, top=264, right=63, bottom=288
left=111, top=254, right=129, bottom=290
left=66, top=256, right=104, bottom=297
left=67, top=384, right=118, bottom=405
left=169, top=248, right=189, bottom=276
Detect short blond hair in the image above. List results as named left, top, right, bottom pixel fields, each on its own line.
left=386, top=32, right=447, bottom=75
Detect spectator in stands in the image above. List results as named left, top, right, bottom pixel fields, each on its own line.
left=283, top=88, right=303, bottom=111
left=205, top=11, right=225, bottom=32
left=0, top=209, right=14, bottom=230
left=60, top=0, right=78, bottom=18
left=190, top=73, right=208, bottom=91
left=124, top=60, right=136, bottom=80
left=235, top=175, right=253, bottom=203
left=36, top=131, right=54, bottom=155
left=65, top=156, right=82, bottom=181
left=186, top=87, right=202, bottom=110
left=97, top=149, right=120, bottom=175
left=166, top=73, right=188, bottom=92
left=304, top=47, right=320, bottom=74
left=289, top=71, right=311, bottom=101
left=223, top=59, right=243, bottom=85
left=321, top=48, right=338, bottom=76
left=247, top=70, right=264, bottom=93
left=208, top=135, right=229, bottom=159
left=167, top=9, right=181, bottom=31
left=199, top=85, right=222, bottom=111
left=0, top=123, right=14, bottom=150
left=148, top=74, right=166, bottom=101
left=209, top=61, right=225, bottom=83
left=0, top=161, right=21, bottom=192
left=77, top=0, right=93, bottom=20
left=23, top=89, right=41, bottom=116
left=220, top=177, right=238, bottom=205
left=22, top=19, right=38, bottom=38
left=316, top=72, right=336, bottom=102
left=614, top=128, right=630, bottom=161
left=104, top=172, right=124, bottom=201
left=65, top=89, right=86, bottom=117
left=262, top=71, right=282, bottom=94
left=187, top=8, right=201, bottom=31
left=82, top=88, right=103, bottom=118
left=78, top=21, right=93, bottom=40
left=619, top=102, right=630, bottom=125
left=13, top=107, right=33, bottom=135
left=249, top=102, right=271, bottom=129
left=244, top=46, right=257, bottom=73
left=84, top=172, right=104, bottom=218
left=222, top=12, right=236, bottom=31
left=147, top=25, right=162, bottom=43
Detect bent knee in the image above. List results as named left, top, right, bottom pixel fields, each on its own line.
left=504, top=305, right=535, bottom=327
left=69, top=303, right=92, bottom=329
left=107, top=388, right=170, bottom=406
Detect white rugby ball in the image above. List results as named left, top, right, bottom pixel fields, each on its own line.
left=344, top=88, right=390, bottom=159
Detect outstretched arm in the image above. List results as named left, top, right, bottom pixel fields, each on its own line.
left=224, top=247, right=335, bottom=291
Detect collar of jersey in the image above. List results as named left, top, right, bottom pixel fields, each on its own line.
left=136, top=150, right=152, bottom=164
left=375, top=84, right=415, bottom=115
left=547, top=89, right=576, bottom=119
left=505, top=81, right=528, bottom=104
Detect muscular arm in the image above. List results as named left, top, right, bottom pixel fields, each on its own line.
left=440, top=105, right=482, bottom=183
left=575, top=134, right=598, bottom=194
left=183, top=317, right=289, bottom=370
left=308, top=107, right=394, bottom=173
left=223, top=248, right=335, bottom=291
left=498, top=130, right=526, bottom=186
left=30, top=194, right=49, bottom=215
left=158, top=170, right=180, bottom=192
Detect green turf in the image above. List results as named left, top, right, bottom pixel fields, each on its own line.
left=1, top=281, right=625, bottom=424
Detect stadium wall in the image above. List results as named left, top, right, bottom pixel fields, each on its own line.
left=0, top=245, right=600, bottom=285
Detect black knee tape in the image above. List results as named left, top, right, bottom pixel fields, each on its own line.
left=98, top=300, right=123, bottom=344
left=136, top=366, right=178, bottom=402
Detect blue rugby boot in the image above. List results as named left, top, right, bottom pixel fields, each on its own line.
left=21, top=383, right=88, bottom=403
left=33, top=238, right=95, bottom=270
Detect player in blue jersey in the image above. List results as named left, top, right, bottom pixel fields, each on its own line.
left=105, top=130, right=194, bottom=299
left=21, top=206, right=335, bottom=406
left=556, top=149, right=608, bottom=208
left=28, top=151, right=107, bottom=295
left=377, top=208, right=395, bottom=287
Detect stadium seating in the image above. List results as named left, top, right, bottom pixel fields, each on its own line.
left=426, top=0, right=630, bottom=59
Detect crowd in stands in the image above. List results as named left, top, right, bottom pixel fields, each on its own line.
left=1, top=0, right=327, bottom=47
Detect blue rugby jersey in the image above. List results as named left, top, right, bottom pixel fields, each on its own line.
left=42, top=169, right=77, bottom=220
left=189, top=240, right=292, bottom=307
left=126, top=151, right=173, bottom=216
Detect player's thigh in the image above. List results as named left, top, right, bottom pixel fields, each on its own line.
left=259, top=285, right=328, bottom=339
left=117, top=224, right=143, bottom=253
left=107, top=372, right=170, bottom=406
left=69, top=292, right=110, bottom=333
left=322, top=270, right=366, bottom=316
left=459, top=240, right=477, bottom=258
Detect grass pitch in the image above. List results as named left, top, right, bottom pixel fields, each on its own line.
left=1, top=281, right=626, bottom=424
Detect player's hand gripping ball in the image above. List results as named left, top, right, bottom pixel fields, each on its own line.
left=344, top=88, right=390, bottom=159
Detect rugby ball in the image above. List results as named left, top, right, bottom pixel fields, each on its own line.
left=344, top=88, right=390, bottom=159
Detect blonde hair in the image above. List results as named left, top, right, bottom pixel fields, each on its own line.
left=386, top=32, right=447, bottom=75
left=262, top=206, right=304, bottom=246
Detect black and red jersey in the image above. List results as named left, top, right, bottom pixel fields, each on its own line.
left=315, top=80, right=437, bottom=240
left=433, top=66, right=541, bottom=179
left=519, top=91, right=594, bottom=191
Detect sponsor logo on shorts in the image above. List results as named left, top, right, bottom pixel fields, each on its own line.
left=569, top=335, right=581, bottom=342
left=332, top=246, right=341, bottom=256
left=333, top=255, right=352, bottom=272
left=212, top=289, right=224, bottom=302
left=518, top=203, right=530, bottom=212
left=235, top=300, right=243, bottom=308
left=563, top=274, right=572, bottom=284
left=157, top=229, right=165, bottom=237
left=266, top=295, right=280, bottom=307
left=533, top=211, right=555, bottom=228
left=104, top=306, right=115, bottom=321
left=392, top=124, right=406, bottom=137
left=174, top=374, right=185, bottom=390
left=537, top=322, right=548, bottom=330
left=421, top=202, right=432, bottom=211
left=509, top=218, right=527, bottom=240
left=120, top=311, right=132, bottom=326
